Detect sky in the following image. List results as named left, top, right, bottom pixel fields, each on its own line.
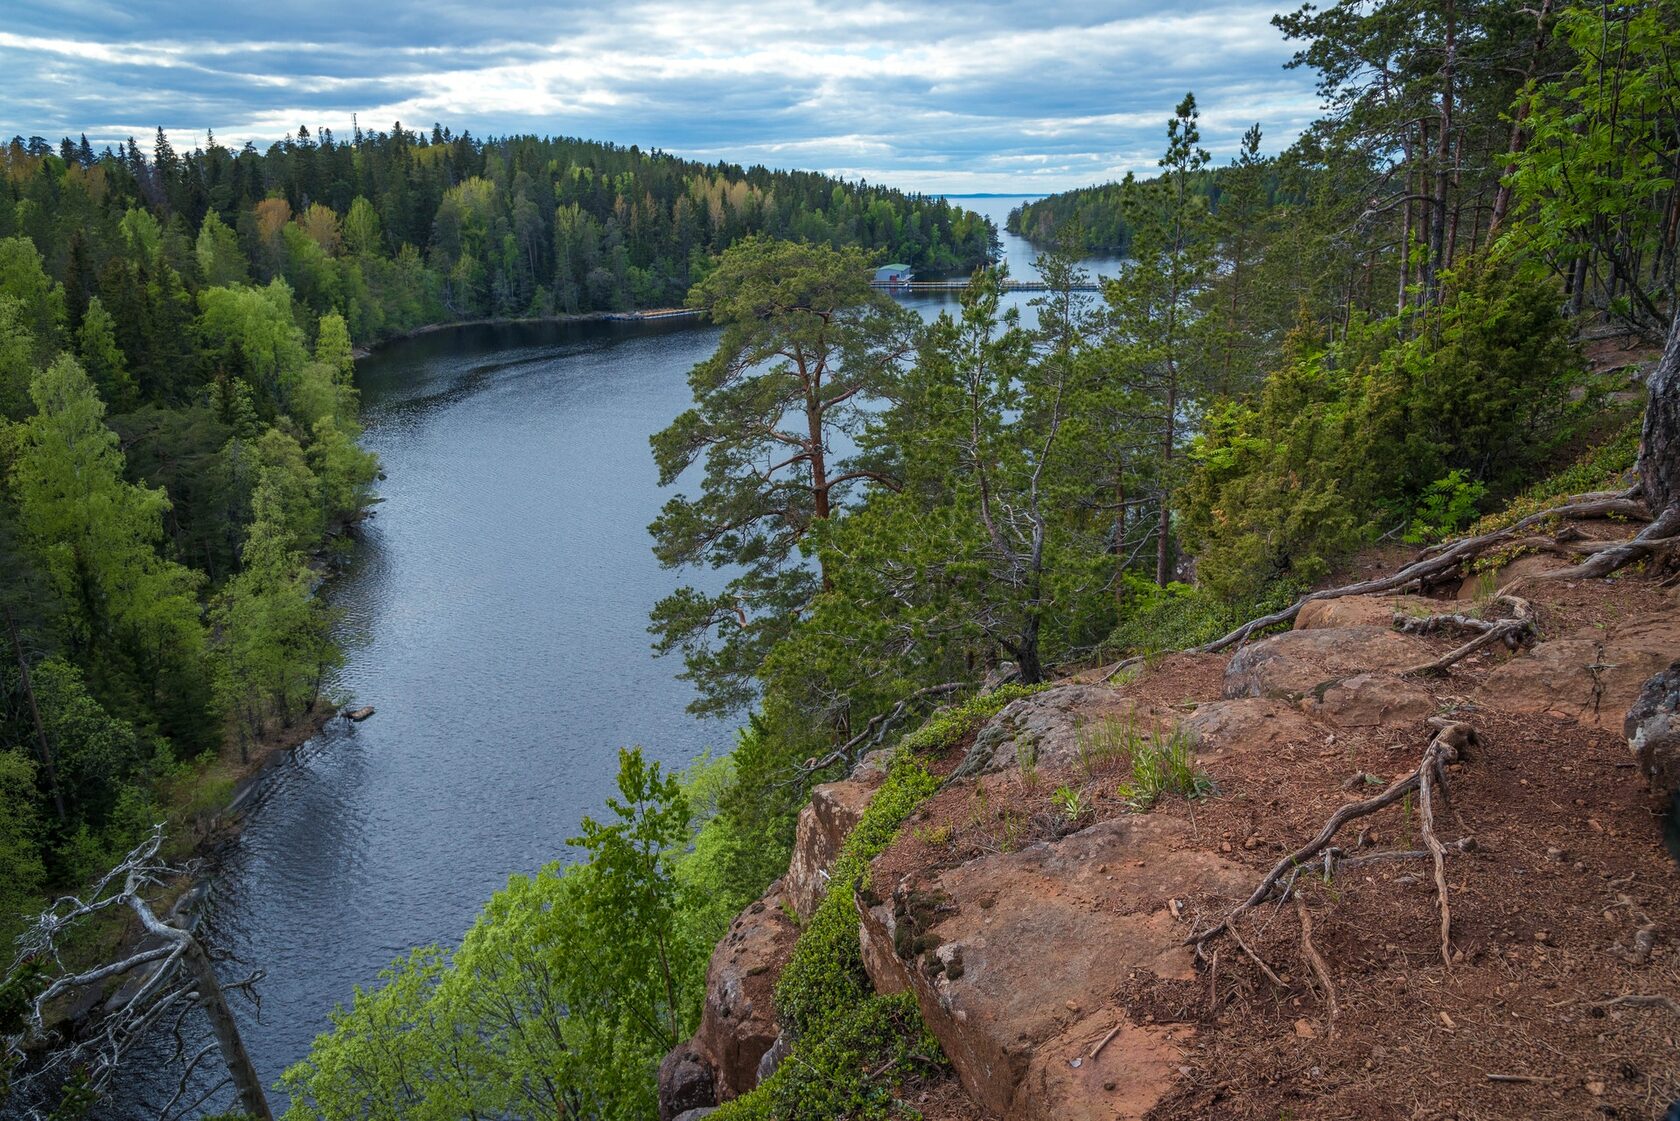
left=0, top=1, right=1324, bottom=195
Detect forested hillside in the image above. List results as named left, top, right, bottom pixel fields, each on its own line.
left=277, top=2, right=1680, bottom=1118
left=0, top=127, right=995, bottom=955
left=4, top=0, right=1679, bottom=1115
left=1, top=126, right=994, bottom=339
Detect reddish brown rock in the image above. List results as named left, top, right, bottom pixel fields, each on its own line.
left=1303, top=671, right=1435, bottom=729
left=860, top=815, right=1249, bottom=1120
left=1223, top=626, right=1432, bottom=700
left=1294, top=594, right=1440, bottom=630
left=1181, top=697, right=1319, bottom=757
left=954, top=685, right=1167, bottom=778
left=1478, top=617, right=1680, bottom=729
left=685, top=880, right=798, bottom=1101
left=1454, top=553, right=1569, bottom=600
left=786, top=773, right=883, bottom=920
left=657, top=1045, right=716, bottom=1121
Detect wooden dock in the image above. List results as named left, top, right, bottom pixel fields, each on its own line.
left=605, top=308, right=702, bottom=321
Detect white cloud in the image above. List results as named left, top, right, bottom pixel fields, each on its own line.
left=0, top=1, right=1322, bottom=193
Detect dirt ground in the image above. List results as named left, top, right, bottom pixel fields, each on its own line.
left=887, top=529, right=1680, bottom=1121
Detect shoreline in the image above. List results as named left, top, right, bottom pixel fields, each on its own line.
left=349, top=308, right=703, bottom=359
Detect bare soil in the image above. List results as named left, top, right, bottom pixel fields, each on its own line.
left=897, top=533, right=1680, bottom=1121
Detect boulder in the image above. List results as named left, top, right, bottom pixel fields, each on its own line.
left=1294, top=594, right=1440, bottom=630
left=1626, top=660, right=1680, bottom=796
left=674, top=1111, right=719, bottom=1121
left=1479, top=617, right=1680, bottom=729
left=1303, top=671, right=1435, bottom=729
left=657, top=1045, right=716, bottom=1121
left=1454, top=553, right=1569, bottom=600
left=859, top=815, right=1250, bottom=1120
left=689, top=880, right=799, bottom=1100
left=755, top=1030, right=791, bottom=1084
left=786, top=773, right=883, bottom=920
left=1180, top=697, right=1320, bottom=756
left=1223, top=627, right=1432, bottom=700
left=955, top=685, right=1165, bottom=778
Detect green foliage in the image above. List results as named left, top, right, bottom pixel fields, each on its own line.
left=1105, top=576, right=1296, bottom=658
left=649, top=236, right=918, bottom=717
left=1404, top=470, right=1487, bottom=544
left=1178, top=260, right=1596, bottom=598
left=0, top=750, right=44, bottom=946
left=1113, top=725, right=1213, bottom=810
left=283, top=749, right=701, bottom=1121
left=1506, top=0, right=1680, bottom=333
left=1051, top=783, right=1087, bottom=822
left=745, top=993, right=944, bottom=1121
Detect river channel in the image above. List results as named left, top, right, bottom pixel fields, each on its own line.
left=108, top=195, right=1123, bottom=1115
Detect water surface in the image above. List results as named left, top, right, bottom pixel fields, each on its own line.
left=109, top=195, right=1118, bottom=1113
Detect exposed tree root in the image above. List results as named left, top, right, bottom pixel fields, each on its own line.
left=1396, top=596, right=1536, bottom=676
left=1191, top=719, right=1477, bottom=968
left=1226, top=918, right=1286, bottom=989
left=1191, top=490, right=1648, bottom=655
left=1602, top=994, right=1680, bottom=1017
left=1532, top=505, right=1680, bottom=581
left=1295, top=894, right=1339, bottom=1035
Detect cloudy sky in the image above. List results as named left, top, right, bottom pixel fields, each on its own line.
left=1, top=1, right=1323, bottom=194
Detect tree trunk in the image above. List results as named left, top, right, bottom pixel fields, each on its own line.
left=1489, top=0, right=1554, bottom=237
left=180, top=937, right=273, bottom=1120
left=1427, top=0, right=1457, bottom=302
left=1640, top=312, right=1680, bottom=515
left=6, top=607, right=66, bottom=823
left=1157, top=378, right=1177, bottom=587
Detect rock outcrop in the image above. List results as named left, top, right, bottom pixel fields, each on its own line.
left=658, top=881, right=799, bottom=1116
left=955, top=685, right=1164, bottom=777
left=657, top=1047, right=716, bottom=1121
left=1223, top=626, right=1431, bottom=699
left=1479, top=616, right=1680, bottom=728
left=859, top=816, right=1250, bottom=1120
left=785, top=771, right=883, bottom=920
left=1294, top=594, right=1439, bottom=630
left=1627, top=660, right=1680, bottom=796
left=1301, top=670, right=1435, bottom=728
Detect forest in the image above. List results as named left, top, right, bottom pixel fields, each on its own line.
left=4, top=0, right=1680, bottom=1116
left=0, top=126, right=995, bottom=978
left=274, top=2, right=1678, bottom=1119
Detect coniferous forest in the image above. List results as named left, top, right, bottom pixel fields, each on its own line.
left=0, top=127, right=994, bottom=947
left=3, top=0, right=1680, bottom=1118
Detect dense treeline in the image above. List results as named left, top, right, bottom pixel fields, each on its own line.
left=1007, top=127, right=1291, bottom=254
left=0, top=124, right=996, bottom=949
left=2, top=125, right=994, bottom=338
left=18, top=0, right=1678, bottom=1116
left=279, top=0, right=1673, bottom=1107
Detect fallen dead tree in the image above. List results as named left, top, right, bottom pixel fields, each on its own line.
left=1, top=827, right=272, bottom=1121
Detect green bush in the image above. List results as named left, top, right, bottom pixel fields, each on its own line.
left=1178, top=259, right=1597, bottom=599
left=718, top=688, right=1041, bottom=1120
left=1104, top=575, right=1296, bottom=658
